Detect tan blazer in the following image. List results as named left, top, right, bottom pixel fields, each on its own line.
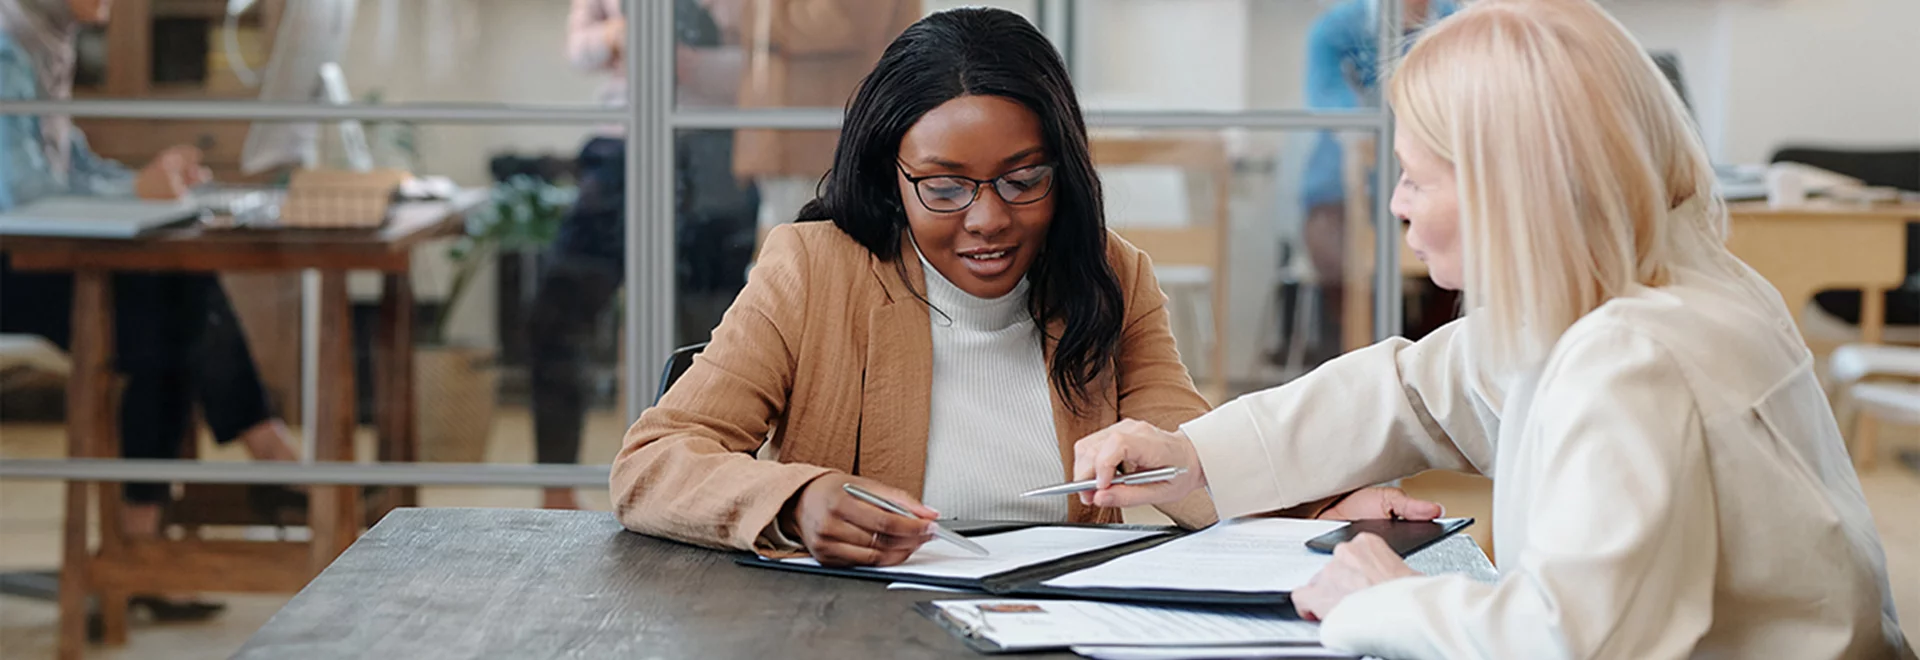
left=612, top=222, right=1234, bottom=553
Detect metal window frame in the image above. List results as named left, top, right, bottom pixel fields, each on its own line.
left=0, top=99, right=628, bottom=123
left=1374, top=0, right=1405, bottom=341
left=0, top=0, right=1407, bottom=487
left=625, top=0, right=674, bottom=423
left=669, top=107, right=1389, bottom=131
left=0, top=459, right=610, bottom=487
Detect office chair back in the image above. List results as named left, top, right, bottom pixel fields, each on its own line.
left=1769, top=146, right=1920, bottom=192
left=655, top=342, right=709, bottom=405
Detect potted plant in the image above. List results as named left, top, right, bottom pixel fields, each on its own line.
left=415, top=175, right=574, bottom=462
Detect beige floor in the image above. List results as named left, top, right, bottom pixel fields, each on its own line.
left=0, top=409, right=1916, bottom=658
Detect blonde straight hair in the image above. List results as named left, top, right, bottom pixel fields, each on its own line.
left=1388, top=0, right=1728, bottom=374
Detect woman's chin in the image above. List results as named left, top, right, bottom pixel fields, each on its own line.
left=1421, top=262, right=1461, bottom=290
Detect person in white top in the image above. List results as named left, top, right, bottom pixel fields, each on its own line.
left=1069, top=1, right=1914, bottom=658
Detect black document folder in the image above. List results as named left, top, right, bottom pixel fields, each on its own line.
left=734, top=518, right=1473, bottom=607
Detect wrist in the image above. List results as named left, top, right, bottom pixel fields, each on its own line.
left=1173, top=429, right=1207, bottom=488
left=780, top=473, right=834, bottom=539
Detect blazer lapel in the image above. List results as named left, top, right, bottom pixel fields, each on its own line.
left=860, top=251, right=934, bottom=497
left=1043, top=317, right=1121, bottom=523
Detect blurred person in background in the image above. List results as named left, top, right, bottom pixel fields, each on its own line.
left=728, top=0, right=921, bottom=235
left=533, top=0, right=915, bottom=509
left=1294, top=0, right=1456, bottom=360
left=0, top=0, right=306, bottom=624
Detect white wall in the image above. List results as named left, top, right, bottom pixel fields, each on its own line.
left=1245, top=1, right=1322, bottom=110
left=1609, top=0, right=1920, bottom=163
left=1074, top=0, right=1253, bottom=110
left=1711, top=0, right=1920, bottom=163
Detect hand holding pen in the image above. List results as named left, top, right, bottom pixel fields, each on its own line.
left=779, top=474, right=948, bottom=567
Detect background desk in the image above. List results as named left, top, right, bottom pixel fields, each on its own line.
left=1725, top=200, right=1920, bottom=468
left=1726, top=200, right=1918, bottom=348
left=236, top=508, right=1497, bottom=659
left=1, top=191, right=483, bottom=659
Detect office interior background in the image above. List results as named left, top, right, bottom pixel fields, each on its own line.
left=0, top=0, right=1915, bottom=657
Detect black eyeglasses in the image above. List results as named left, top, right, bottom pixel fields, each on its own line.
left=896, top=162, right=1057, bottom=213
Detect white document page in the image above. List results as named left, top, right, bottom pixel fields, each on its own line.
left=1041, top=518, right=1345, bottom=592
left=930, top=598, right=1320, bottom=650
left=778, top=526, right=1161, bottom=579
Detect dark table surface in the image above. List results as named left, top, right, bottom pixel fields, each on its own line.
left=234, top=508, right=1497, bottom=659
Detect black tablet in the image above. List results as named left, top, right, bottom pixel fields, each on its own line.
left=1304, top=518, right=1475, bottom=556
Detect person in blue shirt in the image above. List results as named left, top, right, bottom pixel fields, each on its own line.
left=1297, top=0, right=1456, bottom=352
left=1, top=0, right=304, bottom=623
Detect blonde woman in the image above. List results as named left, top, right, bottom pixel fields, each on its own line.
left=1068, top=0, right=1912, bottom=657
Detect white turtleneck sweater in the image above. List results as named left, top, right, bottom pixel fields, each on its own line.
left=917, top=255, right=1067, bottom=522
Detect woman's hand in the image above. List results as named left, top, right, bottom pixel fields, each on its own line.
left=1315, top=487, right=1444, bottom=521
left=1291, top=533, right=1421, bottom=621
left=604, top=17, right=626, bottom=61
left=1071, top=419, right=1208, bottom=508
left=134, top=145, right=211, bottom=200
left=782, top=474, right=937, bottom=567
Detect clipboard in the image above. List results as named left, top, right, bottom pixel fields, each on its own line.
left=917, top=601, right=1019, bottom=654
left=734, top=518, right=1474, bottom=607
left=913, top=599, right=1330, bottom=655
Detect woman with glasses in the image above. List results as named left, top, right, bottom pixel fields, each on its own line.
left=609, top=7, right=1437, bottom=567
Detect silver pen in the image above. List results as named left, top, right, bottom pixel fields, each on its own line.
left=1018, top=466, right=1187, bottom=498
left=841, top=483, right=991, bottom=556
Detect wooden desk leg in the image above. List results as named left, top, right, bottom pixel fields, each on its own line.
left=374, top=273, right=418, bottom=513
left=1860, top=285, right=1887, bottom=347
left=96, top=383, right=127, bottom=647
left=58, top=271, right=113, bottom=660
left=58, top=481, right=91, bottom=660
left=1853, top=287, right=1887, bottom=470
left=309, top=272, right=361, bottom=574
